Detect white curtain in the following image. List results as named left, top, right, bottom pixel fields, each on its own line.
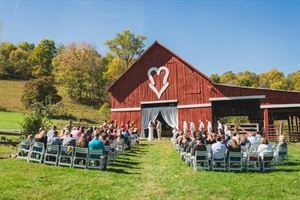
left=141, top=106, right=178, bottom=138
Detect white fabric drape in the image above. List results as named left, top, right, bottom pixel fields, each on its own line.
left=141, top=106, right=178, bottom=138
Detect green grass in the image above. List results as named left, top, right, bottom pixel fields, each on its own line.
left=0, top=140, right=300, bottom=200
left=0, top=80, right=99, bottom=122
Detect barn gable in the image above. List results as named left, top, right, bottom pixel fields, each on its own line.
left=109, top=41, right=218, bottom=109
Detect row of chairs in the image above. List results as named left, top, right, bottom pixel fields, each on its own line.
left=171, top=139, right=288, bottom=172
left=16, top=138, right=131, bottom=170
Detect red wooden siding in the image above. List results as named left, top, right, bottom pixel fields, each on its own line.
left=214, top=84, right=300, bottom=104
left=178, top=107, right=212, bottom=131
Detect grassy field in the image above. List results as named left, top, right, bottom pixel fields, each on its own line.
left=0, top=80, right=99, bottom=122
left=0, top=139, right=299, bottom=200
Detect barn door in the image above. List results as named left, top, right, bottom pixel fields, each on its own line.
left=141, top=104, right=178, bottom=137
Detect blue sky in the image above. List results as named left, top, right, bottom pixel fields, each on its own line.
left=0, top=0, right=299, bottom=75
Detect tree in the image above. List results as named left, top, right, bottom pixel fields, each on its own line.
left=9, top=48, right=32, bottom=79
left=236, top=71, right=259, bottom=87
left=210, top=74, right=220, bottom=83
left=259, top=68, right=288, bottom=89
left=0, top=42, right=16, bottom=78
left=54, top=43, right=106, bottom=106
left=21, top=76, right=62, bottom=109
left=104, top=30, right=146, bottom=82
left=29, top=39, right=56, bottom=77
left=99, top=102, right=111, bottom=122
left=287, top=70, right=300, bottom=91
left=219, top=71, right=237, bottom=85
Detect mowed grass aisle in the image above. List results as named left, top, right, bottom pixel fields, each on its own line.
left=1, top=140, right=300, bottom=200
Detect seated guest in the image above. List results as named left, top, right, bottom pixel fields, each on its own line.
left=34, top=129, right=47, bottom=147
left=232, top=131, right=240, bottom=144
left=206, top=134, right=214, bottom=144
left=274, top=135, right=287, bottom=157
left=211, top=135, right=227, bottom=154
left=191, top=137, right=207, bottom=156
left=88, top=132, right=104, bottom=150
left=62, top=130, right=76, bottom=147
left=47, top=125, right=57, bottom=143
left=248, top=132, right=257, bottom=144
left=227, top=139, right=241, bottom=152
left=121, top=129, right=131, bottom=150
left=257, top=137, right=273, bottom=157
left=256, top=132, right=262, bottom=143
left=187, top=137, right=197, bottom=153
left=26, top=134, right=34, bottom=142
left=48, top=131, right=61, bottom=145
left=77, top=133, right=88, bottom=148
left=71, top=126, right=82, bottom=140
left=240, top=134, right=249, bottom=146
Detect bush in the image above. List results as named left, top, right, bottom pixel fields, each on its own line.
left=99, top=102, right=111, bottom=123
left=21, top=76, right=62, bottom=109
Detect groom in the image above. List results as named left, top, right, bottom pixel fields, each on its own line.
left=156, top=120, right=162, bottom=140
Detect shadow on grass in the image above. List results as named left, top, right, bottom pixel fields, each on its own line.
left=105, top=167, right=141, bottom=175
left=285, top=161, right=300, bottom=166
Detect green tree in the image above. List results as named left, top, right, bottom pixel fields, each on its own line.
left=9, top=48, right=32, bottom=79
left=210, top=73, right=220, bottom=83
left=54, top=43, right=106, bottom=106
left=287, top=70, right=300, bottom=91
left=99, top=102, right=111, bottom=122
left=104, top=30, right=146, bottom=82
left=0, top=42, right=16, bottom=78
left=21, top=76, right=62, bottom=109
left=29, top=39, right=56, bottom=77
left=220, top=71, right=237, bottom=85
left=236, top=71, right=259, bottom=87
left=259, top=68, right=288, bottom=89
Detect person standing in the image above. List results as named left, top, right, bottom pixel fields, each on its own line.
left=148, top=120, right=154, bottom=141
left=190, top=121, right=196, bottom=138
left=217, top=120, right=223, bottom=133
left=183, top=121, right=188, bottom=135
left=198, top=119, right=205, bottom=132
left=206, top=119, right=212, bottom=133
left=156, top=120, right=162, bottom=140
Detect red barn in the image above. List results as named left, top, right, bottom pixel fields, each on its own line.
left=109, top=41, right=300, bottom=139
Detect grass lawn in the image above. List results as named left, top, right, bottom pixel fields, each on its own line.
left=0, top=140, right=300, bottom=200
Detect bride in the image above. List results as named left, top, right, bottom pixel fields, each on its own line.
left=148, top=120, right=154, bottom=141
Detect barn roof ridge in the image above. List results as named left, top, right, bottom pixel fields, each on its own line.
left=108, top=40, right=212, bottom=91
left=213, top=83, right=300, bottom=94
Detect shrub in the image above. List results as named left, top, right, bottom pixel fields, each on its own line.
left=99, top=102, right=111, bottom=123
left=21, top=76, right=62, bottom=109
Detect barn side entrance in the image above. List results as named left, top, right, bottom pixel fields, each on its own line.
left=141, top=101, right=178, bottom=138
left=211, top=98, right=264, bottom=133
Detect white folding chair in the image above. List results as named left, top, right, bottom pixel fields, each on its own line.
left=28, top=142, right=45, bottom=164
left=261, top=152, right=275, bottom=172
left=228, top=152, right=243, bottom=172
left=275, top=147, right=288, bottom=165
left=17, top=140, right=32, bottom=160
left=73, top=147, right=88, bottom=169
left=193, top=151, right=210, bottom=170
left=246, top=152, right=260, bottom=171
left=44, top=144, right=60, bottom=166
left=211, top=152, right=226, bottom=171
left=58, top=146, right=74, bottom=167
left=87, top=149, right=105, bottom=170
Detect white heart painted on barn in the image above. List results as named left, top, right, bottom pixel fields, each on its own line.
left=147, top=66, right=170, bottom=99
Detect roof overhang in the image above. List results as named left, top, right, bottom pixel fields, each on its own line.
left=260, top=104, right=300, bottom=109
left=209, top=95, right=266, bottom=102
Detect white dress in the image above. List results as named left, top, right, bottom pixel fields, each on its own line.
left=148, top=122, right=154, bottom=141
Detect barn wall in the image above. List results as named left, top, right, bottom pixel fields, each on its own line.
left=178, top=107, right=212, bottom=131
left=111, top=111, right=141, bottom=130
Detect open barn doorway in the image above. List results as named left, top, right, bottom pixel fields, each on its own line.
left=155, top=112, right=173, bottom=137
left=141, top=101, right=178, bottom=138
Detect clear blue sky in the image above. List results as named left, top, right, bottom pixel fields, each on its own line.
left=0, top=0, right=299, bottom=75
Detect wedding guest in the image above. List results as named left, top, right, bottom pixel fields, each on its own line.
left=198, top=119, right=205, bottom=133
left=88, top=132, right=104, bottom=150
left=62, top=130, right=76, bottom=147
left=183, top=121, right=188, bottom=135
left=190, top=121, right=196, bottom=138
left=47, top=125, right=57, bottom=143
left=257, top=137, right=272, bottom=157
left=34, top=129, right=47, bottom=147
left=274, top=135, right=288, bottom=157
left=227, top=139, right=241, bottom=152
left=77, top=133, right=88, bottom=148
left=48, top=131, right=61, bottom=145
left=191, top=137, right=207, bottom=156
left=232, top=131, right=240, bottom=144
left=206, top=119, right=212, bottom=133
left=211, top=135, right=227, bottom=154
left=248, top=132, right=257, bottom=144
